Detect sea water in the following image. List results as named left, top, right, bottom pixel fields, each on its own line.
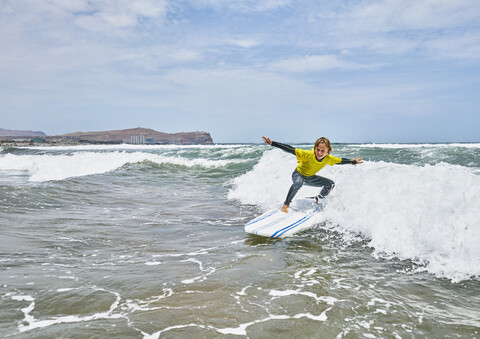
left=0, top=143, right=479, bottom=338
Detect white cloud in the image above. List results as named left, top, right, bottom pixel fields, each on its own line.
left=229, top=39, right=260, bottom=48
left=114, top=46, right=204, bottom=71
left=342, top=0, right=479, bottom=33
left=424, top=32, right=480, bottom=60
left=302, top=0, right=480, bottom=60
left=128, top=0, right=166, bottom=17
left=75, top=12, right=138, bottom=31
left=269, top=54, right=381, bottom=72
left=25, top=0, right=91, bottom=13
left=0, top=0, right=167, bottom=37
left=1, top=0, right=479, bottom=142
left=73, top=0, right=167, bottom=33
left=188, top=0, right=292, bottom=12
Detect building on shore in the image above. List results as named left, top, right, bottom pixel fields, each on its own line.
left=131, top=135, right=145, bottom=144
left=123, top=135, right=154, bottom=144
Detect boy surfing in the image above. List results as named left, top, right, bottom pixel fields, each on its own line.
left=262, top=136, right=363, bottom=213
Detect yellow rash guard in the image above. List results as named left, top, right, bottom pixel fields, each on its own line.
left=294, top=148, right=342, bottom=177
left=269, top=140, right=357, bottom=206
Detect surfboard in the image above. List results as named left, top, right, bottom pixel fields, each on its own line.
left=244, top=203, right=324, bottom=238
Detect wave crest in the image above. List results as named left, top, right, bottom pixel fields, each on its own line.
left=0, top=151, right=246, bottom=182
left=229, top=150, right=480, bottom=282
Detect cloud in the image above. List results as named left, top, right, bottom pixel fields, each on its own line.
left=72, top=0, right=167, bottom=34
left=302, top=0, right=480, bottom=60
left=74, top=12, right=137, bottom=31
left=269, top=54, right=382, bottom=72
left=0, top=0, right=167, bottom=39
left=340, top=0, right=479, bottom=33
left=188, top=0, right=292, bottom=12
left=113, top=46, right=204, bottom=72
left=1, top=0, right=479, bottom=142
left=229, top=39, right=260, bottom=48
left=424, top=32, right=480, bottom=60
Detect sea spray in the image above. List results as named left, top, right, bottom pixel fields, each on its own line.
left=229, top=149, right=480, bottom=282
left=324, top=161, right=480, bottom=282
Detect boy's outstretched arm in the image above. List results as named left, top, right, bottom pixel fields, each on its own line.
left=262, top=137, right=296, bottom=155
left=338, top=157, right=364, bottom=164
left=354, top=157, right=363, bottom=164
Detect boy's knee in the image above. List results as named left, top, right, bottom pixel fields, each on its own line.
left=327, top=180, right=335, bottom=189
left=293, top=176, right=304, bottom=188
left=318, top=180, right=335, bottom=199
left=292, top=182, right=303, bottom=190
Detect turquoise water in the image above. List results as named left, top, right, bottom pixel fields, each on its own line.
left=1, top=143, right=479, bottom=338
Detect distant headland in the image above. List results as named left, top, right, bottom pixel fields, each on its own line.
left=0, top=127, right=214, bottom=146
left=0, top=128, right=46, bottom=137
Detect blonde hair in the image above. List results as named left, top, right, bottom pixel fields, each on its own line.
left=314, top=137, right=332, bottom=153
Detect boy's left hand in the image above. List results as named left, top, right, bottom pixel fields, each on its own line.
left=262, top=136, right=272, bottom=145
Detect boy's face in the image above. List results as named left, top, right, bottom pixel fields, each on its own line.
left=314, top=143, right=329, bottom=159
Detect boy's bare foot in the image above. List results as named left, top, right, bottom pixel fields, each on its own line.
left=281, top=204, right=288, bottom=213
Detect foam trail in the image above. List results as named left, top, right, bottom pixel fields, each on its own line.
left=229, top=150, right=480, bottom=282
left=14, top=289, right=123, bottom=333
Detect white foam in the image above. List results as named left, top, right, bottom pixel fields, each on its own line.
left=216, top=310, right=332, bottom=336
left=269, top=289, right=337, bottom=305
left=217, top=315, right=291, bottom=336
left=19, top=144, right=251, bottom=151
left=180, top=258, right=216, bottom=284
left=350, top=143, right=480, bottom=149
left=0, top=151, right=246, bottom=182
left=228, top=149, right=298, bottom=210
left=143, top=323, right=214, bottom=339
left=56, top=288, right=77, bottom=292
left=14, top=289, right=123, bottom=333
left=229, top=150, right=480, bottom=282
left=125, top=288, right=173, bottom=312
left=11, top=295, right=35, bottom=302
left=293, top=311, right=329, bottom=321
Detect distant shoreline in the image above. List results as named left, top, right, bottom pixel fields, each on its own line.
left=2, top=138, right=479, bottom=147
left=0, top=127, right=214, bottom=146
left=0, top=136, right=213, bottom=147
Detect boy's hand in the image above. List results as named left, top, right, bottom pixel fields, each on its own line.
left=354, top=157, right=363, bottom=164
left=262, top=136, right=272, bottom=145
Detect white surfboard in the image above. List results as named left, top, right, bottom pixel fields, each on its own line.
left=245, top=203, right=324, bottom=238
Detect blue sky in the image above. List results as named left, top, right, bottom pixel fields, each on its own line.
left=1, top=0, right=479, bottom=143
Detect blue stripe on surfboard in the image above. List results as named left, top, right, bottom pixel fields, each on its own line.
left=271, top=213, right=313, bottom=238
left=246, top=203, right=324, bottom=229
left=270, top=209, right=317, bottom=238
left=249, top=213, right=291, bottom=234
left=245, top=209, right=279, bottom=227
left=246, top=204, right=324, bottom=237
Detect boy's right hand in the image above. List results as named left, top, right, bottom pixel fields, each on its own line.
left=262, top=136, right=272, bottom=145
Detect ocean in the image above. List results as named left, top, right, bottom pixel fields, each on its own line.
left=1, top=142, right=479, bottom=338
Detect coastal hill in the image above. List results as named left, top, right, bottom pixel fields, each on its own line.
left=59, top=127, right=213, bottom=144
left=0, top=128, right=46, bottom=137
left=0, top=127, right=213, bottom=146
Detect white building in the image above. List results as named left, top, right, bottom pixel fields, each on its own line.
left=130, top=135, right=146, bottom=144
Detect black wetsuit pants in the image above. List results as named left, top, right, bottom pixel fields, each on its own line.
left=284, top=169, right=334, bottom=206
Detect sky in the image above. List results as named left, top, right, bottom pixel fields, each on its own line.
left=1, top=0, right=479, bottom=143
